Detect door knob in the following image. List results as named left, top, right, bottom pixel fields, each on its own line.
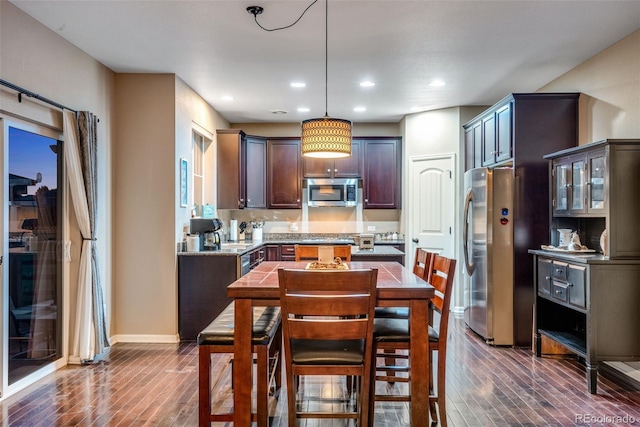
left=412, top=238, right=419, bottom=243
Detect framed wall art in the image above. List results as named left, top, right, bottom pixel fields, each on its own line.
left=180, top=158, right=188, bottom=207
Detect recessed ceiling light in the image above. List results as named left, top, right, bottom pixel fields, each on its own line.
left=360, top=81, right=375, bottom=87
left=290, top=82, right=306, bottom=88
left=353, top=106, right=366, bottom=112
left=297, top=107, right=310, bottom=113
left=429, top=79, right=445, bottom=87
left=271, top=110, right=288, bottom=115
left=221, top=95, right=234, bottom=101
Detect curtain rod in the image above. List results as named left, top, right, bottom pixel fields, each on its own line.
left=0, top=78, right=76, bottom=113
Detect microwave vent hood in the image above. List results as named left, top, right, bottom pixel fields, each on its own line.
left=307, top=178, right=358, bottom=207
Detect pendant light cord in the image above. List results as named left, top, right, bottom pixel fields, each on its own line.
left=324, top=0, right=328, bottom=117
left=251, top=0, right=318, bottom=32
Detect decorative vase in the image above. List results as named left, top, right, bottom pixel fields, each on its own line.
left=253, top=227, right=263, bottom=242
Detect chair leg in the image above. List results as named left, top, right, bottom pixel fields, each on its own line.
left=286, top=372, right=297, bottom=426
left=429, top=350, right=437, bottom=423
left=256, top=345, right=269, bottom=427
left=198, top=346, right=211, bottom=427
left=437, top=350, right=447, bottom=427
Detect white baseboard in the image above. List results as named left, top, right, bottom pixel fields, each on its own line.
left=110, top=334, right=180, bottom=344
left=451, top=306, right=465, bottom=316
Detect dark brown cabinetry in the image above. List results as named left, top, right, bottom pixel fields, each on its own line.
left=245, top=136, right=267, bottom=208
left=361, top=137, right=402, bottom=209
left=265, top=244, right=280, bottom=261
left=267, top=138, right=302, bottom=209
left=532, top=250, right=640, bottom=393
left=545, top=139, right=640, bottom=259
left=464, top=93, right=580, bottom=346
left=178, top=255, right=236, bottom=340
left=303, top=140, right=361, bottom=178
left=216, top=130, right=266, bottom=209
left=464, top=93, right=579, bottom=171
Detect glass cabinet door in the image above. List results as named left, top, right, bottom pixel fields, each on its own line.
left=588, top=151, right=606, bottom=212
left=554, top=162, right=569, bottom=213
left=570, top=158, right=586, bottom=213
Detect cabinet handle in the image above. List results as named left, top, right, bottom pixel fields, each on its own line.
left=327, top=169, right=331, bottom=173
left=555, top=268, right=562, bottom=273
left=555, top=290, right=562, bottom=294
left=365, top=199, right=368, bottom=203
left=296, top=199, right=300, bottom=202
left=334, top=168, right=338, bottom=172
left=568, top=283, right=574, bottom=287
left=545, top=276, right=550, bottom=280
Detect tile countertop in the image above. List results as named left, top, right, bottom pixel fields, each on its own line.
left=178, top=240, right=405, bottom=257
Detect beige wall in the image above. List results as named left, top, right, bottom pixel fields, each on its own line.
left=112, top=74, right=176, bottom=340
left=112, top=75, right=229, bottom=342
left=402, top=106, right=486, bottom=310
left=539, top=29, right=640, bottom=144
left=1, top=2, right=115, bottom=360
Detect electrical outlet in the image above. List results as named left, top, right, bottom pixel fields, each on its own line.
left=367, top=226, right=376, bottom=231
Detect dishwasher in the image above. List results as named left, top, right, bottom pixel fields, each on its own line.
left=240, top=253, right=251, bottom=277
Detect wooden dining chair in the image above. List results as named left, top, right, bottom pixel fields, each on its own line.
left=371, top=254, right=456, bottom=426
left=294, top=244, right=352, bottom=261
left=375, top=247, right=434, bottom=319
left=277, top=268, right=378, bottom=426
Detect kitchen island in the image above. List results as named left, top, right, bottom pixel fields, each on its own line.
left=177, top=238, right=405, bottom=340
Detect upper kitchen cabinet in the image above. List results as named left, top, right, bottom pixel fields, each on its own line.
left=216, top=130, right=266, bottom=209
left=267, top=138, right=302, bottom=209
left=361, top=137, right=402, bottom=209
left=303, top=140, right=361, bottom=178
left=245, top=136, right=267, bottom=208
left=545, top=139, right=640, bottom=259
left=464, top=93, right=579, bottom=171
left=550, top=149, right=606, bottom=216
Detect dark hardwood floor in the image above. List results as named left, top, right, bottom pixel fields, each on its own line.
left=2, top=316, right=640, bottom=426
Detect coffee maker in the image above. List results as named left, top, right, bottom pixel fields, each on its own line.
left=189, top=218, right=223, bottom=251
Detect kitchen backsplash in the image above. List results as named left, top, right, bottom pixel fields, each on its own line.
left=215, top=208, right=401, bottom=236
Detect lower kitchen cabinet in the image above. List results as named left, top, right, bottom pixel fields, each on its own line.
left=177, top=254, right=237, bottom=340
left=531, top=250, right=640, bottom=393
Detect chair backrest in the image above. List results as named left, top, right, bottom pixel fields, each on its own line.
left=429, top=255, right=457, bottom=337
left=294, top=244, right=352, bottom=262
left=277, top=268, right=377, bottom=343
left=412, top=248, right=435, bottom=282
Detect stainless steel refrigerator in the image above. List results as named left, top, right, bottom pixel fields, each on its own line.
left=463, top=167, right=515, bottom=346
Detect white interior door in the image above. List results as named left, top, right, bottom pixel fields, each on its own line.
left=408, top=155, right=455, bottom=258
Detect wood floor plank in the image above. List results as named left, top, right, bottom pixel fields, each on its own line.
left=2, top=317, right=640, bottom=426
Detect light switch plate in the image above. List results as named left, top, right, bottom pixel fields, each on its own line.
left=367, top=226, right=376, bottom=231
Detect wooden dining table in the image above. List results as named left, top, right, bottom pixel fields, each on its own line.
left=227, top=260, right=435, bottom=426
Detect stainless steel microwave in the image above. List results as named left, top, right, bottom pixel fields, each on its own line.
left=307, top=178, right=358, bottom=207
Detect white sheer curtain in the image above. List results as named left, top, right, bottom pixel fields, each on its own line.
left=63, top=110, right=106, bottom=362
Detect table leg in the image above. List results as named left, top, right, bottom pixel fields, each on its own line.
left=234, top=298, right=253, bottom=426
left=410, top=299, right=431, bottom=425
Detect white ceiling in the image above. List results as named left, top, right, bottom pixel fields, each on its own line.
left=10, top=0, right=640, bottom=124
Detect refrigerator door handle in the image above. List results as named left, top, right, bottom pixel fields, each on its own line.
left=463, top=188, right=474, bottom=276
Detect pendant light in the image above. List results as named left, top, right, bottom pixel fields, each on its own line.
left=301, top=0, right=352, bottom=158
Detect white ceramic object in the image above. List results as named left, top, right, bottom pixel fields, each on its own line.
left=600, top=229, right=607, bottom=256
left=558, top=229, right=573, bottom=246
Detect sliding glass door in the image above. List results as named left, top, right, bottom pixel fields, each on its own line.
left=2, top=119, right=63, bottom=391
